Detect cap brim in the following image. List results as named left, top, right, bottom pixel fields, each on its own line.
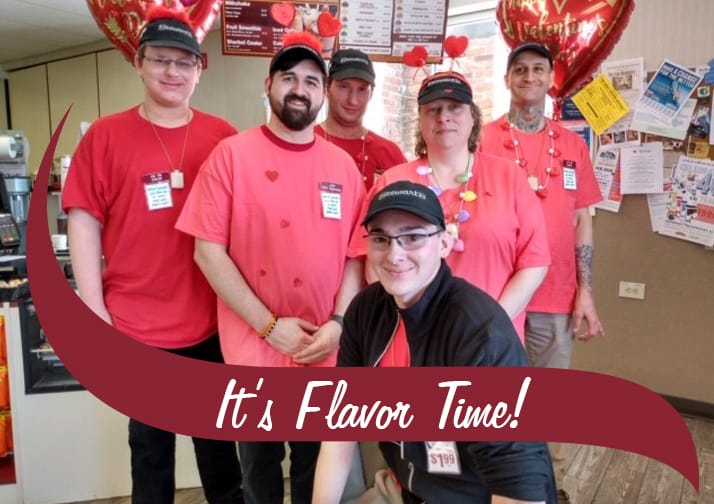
left=143, top=40, right=202, bottom=58
left=330, top=68, right=375, bottom=85
left=417, top=88, right=472, bottom=105
left=362, top=204, right=444, bottom=227
left=507, top=45, right=553, bottom=68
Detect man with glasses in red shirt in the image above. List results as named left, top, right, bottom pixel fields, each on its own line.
left=63, top=8, right=243, bottom=503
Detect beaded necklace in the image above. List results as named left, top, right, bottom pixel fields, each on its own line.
left=416, top=154, right=477, bottom=252
left=501, top=117, right=560, bottom=198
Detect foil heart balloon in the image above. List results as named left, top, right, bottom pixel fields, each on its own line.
left=497, top=0, right=635, bottom=102
left=86, top=0, right=224, bottom=63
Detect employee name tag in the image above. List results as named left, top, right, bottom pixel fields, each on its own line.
left=425, top=441, right=461, bottom=475
left=320, top=182, right=343, bottom=220
left=562, top=160, right=577, bottom=190
left=143, top=172, right=173, bottom=211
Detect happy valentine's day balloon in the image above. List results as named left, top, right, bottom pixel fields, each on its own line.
left=497, top=0, right=635, bottom=101
left=86, top=0, right=223, bottom=63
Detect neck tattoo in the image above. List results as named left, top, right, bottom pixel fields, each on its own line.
left=508, top=107, right=546, bottom=133
left=415, top=154, right=477, bottom=252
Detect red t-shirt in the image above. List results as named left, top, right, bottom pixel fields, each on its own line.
left=62, top=106, right=237, bottom=348
left=480, top=116, right=603, bottom=313
left=315, top=125, right=407, bottom=190
left=378, top=318, right=410, bottom=367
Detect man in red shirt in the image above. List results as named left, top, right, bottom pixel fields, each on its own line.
left=63, top=9, right=242, bottom=504
left=315, top=48, right=407, bottom=189
left=480, top=42, right=605, bottom=504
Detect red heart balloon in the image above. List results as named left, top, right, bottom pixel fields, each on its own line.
left=497, top=0, right=635, bottom=101
left=86, top=0, right=224, bottom=63
left=270, top=3, right=296, bottom=28
left=317, top=11, right=342, bottom=37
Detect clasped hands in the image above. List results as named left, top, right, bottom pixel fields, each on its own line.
left=264, top=316, right=342, bottom=365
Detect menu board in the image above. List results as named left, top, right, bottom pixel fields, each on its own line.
left=222, top=0, right=449, bottom=62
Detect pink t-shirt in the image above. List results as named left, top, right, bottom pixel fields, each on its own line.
left=480, top=116, right=603, bottom=313
left=177, top=126, right=365, bottom=367
left=315, top=125, right=407, bottom=190
left=348, top=152, right=550, bottom=341
left=62, top=107, right=237, bottom=348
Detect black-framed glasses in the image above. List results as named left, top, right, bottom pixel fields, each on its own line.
left=364, top=230, right=442, bottom=251
left=143, top=56, right=199, bottom=71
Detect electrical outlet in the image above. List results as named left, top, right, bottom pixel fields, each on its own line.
left=619, top=281, right=645, bottom=300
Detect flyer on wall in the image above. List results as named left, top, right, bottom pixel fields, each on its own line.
left=636, top=60, right=702, bottom=126
left=593, top=147, right=622, bottom=213
left=659, top=156, right=714, bottom=247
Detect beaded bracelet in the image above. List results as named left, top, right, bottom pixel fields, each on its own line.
left=260, top=313, right=278, bottom=339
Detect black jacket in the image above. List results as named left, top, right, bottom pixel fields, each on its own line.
left=340, top=262, right=556, bottom=503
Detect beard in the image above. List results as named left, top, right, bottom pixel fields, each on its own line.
left=270, top=93, right=321, bottom=131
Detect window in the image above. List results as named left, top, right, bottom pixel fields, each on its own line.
left=363, top=3, right=510, bottom=159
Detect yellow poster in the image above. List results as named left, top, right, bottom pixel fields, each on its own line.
left=572, top=74, right=630, bottom=135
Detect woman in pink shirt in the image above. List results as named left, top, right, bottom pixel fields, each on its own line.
left=349, top=72, right=550, bottom=341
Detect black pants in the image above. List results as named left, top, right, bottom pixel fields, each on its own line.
left=238, top=441, right=320, bottom=504
left=130, top=335, right=243, bottom=504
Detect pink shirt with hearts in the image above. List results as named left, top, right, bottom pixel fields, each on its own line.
left=177, top=125, right=365, bottom=367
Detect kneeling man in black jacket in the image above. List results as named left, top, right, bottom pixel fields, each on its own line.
left=313, top=180, right=556, bottom=504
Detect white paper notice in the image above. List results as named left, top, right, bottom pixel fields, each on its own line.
left=620, top=142, right=665, bottom=194
left=659, top=156, right=714, bottom=247
left=593, top=148, right=621, bottom=213
left=647, top=193, right=669, bottom=232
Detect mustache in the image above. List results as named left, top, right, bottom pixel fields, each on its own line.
left=284, top=93, right=311, bottom=109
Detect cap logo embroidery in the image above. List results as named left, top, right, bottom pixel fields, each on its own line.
left=378, top=189, right=427, bottom=200
left=157, top=23, right=194, bottom=38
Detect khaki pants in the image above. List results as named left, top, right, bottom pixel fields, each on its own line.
left=525, top=312, right=574, bottom=489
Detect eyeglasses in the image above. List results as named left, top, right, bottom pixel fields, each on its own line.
left=143, top=56, right=199, bottom=71
left=364, top=230, right=442, bottom=251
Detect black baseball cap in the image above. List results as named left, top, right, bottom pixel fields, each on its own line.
left=363, top=181, right=445, bottom=229
left=329, top=49, right=375, bottom=85
left=269, top=32, right=326, bottom=77
left=139, top=17, right=202, bottom=58
left=507, top=42, right=553, bottom=69
left=417, top=71, right=472, bottom=105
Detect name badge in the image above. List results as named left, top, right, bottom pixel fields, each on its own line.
left=143, top=172, right=173, bottom=211
left=425, top=441, right=461, bottom=475
left=320, top=181, right=343, bottom=220
left=562, top=160, right=577, bottom=190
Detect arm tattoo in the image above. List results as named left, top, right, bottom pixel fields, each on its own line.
left=576, top=244, right=593, bottom=291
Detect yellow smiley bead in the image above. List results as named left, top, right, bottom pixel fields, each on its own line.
left=460, top=190, right=477, bottom=202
